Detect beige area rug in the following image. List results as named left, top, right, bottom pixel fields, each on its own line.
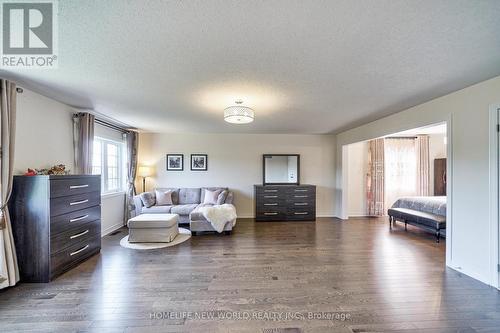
left=119, top=227, right=191, bottom=250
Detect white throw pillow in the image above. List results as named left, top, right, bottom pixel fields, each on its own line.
left=203, top=189, right=222, bottom=205
left=155, top=190, right=173, bottom=206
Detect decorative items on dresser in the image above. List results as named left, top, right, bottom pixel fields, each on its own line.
left=254, top=185, right=316, bottom=221
left=9, top=175, right=101, bottom=282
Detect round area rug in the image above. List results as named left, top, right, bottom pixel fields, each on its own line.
left=119, top=227, right=191, bottom=250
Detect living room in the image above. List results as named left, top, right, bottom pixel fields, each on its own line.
left=1, top=1, right=500, bottom=332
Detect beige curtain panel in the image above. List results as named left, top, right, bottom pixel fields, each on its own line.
left=0, top=79, right=20, bottom=289
left=125, top=131, right=138, bottom=220
left=416, top=135, right=430, bottom=196
left=73, top=112, right=95, bottom=174
left=367, top=138, right=385, bottom=216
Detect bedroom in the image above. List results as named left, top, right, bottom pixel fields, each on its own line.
left=346, top=123, right=448, bottom=244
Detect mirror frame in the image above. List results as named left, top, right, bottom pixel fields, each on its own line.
left=262, top=154, right=300, bottom=185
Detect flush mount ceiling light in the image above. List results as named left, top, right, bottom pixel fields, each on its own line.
left=224, top=100, right=254, bottom=124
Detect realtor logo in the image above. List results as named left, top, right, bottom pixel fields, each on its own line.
left=1, top=0, right=58, bottom=68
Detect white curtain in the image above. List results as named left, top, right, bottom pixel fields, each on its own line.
left=416, top=135, right=430, bottom=196
left=367, top=138, right=385, bottom=216
left=384, top=138, right=417, bottom=209
left=0, top=79, right=19, bottom=289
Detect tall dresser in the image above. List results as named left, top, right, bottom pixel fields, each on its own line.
left=255, top=184, right=316, bottom=221
left=9, top=175, right=101, bottom=282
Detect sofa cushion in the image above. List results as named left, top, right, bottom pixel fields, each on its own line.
left=156, top=189, right=173, bottom=206
left=171, top=204, right=198, bottom=215
left=202, top=189, right=222, bottom=205
left=142, top=205, right=172, bottom=214
left=178, top=188, right=201, bottom=204
left=200, top=187, right=227, bottom=203
left=217, top=190, right=228, bottom=205
left=155, top=188, right=180, bottom=205
left=139, top=192, right=156, bottom=208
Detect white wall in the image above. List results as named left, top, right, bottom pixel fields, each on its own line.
left=15, top=89, right=125, bottom=235
left=137, top=133, right=336, bottom=218
left=429, top=133, right=447, bottom=195
left=347, top=141, right=368, bottom=216
left=335, top=75, right=500, bottom=286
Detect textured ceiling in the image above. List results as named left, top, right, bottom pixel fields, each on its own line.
left=2, top=0, right=500, bottom=133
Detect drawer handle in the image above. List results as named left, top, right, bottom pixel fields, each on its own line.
left=70, top=244, right=89, bottom=256
left=264, top=195, right=278, bottom=198
left=295, top=189, right=308, bottom=192
left=264, top=212, right=278, bottom=215
left=70, top=229, right=89, bottom=239
left=70, top=184, right=89, bottom=189
left=70, top=199, right=89, bottom=206
left=294, top=195, right=308, bottom=198
left=294, top=212, right=309, bottom=215
left=70, top=214, right=89, bottom=222
left=264, top=190, right=278, bottom=193
left=264, top=203, right=278, bottom=206
left=294, top=203, right=308, bottom=206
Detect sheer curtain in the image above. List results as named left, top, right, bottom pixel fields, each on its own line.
left=384, top=138, right=417, bottom=209
left=367, top=138, right=385, bottom=216
left=73, top=112, right=95, bottom=174
left=416, top=135, right=430, bottom=196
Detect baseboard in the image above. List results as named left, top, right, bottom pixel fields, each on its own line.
left=101, top=222, right=125, bottom=236
left=236, top=214, right=336, bottom=219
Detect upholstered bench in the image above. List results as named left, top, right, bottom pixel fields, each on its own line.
left=127, top=213, right=179, bottom=243
left=388, top=207, right=446, bottom=242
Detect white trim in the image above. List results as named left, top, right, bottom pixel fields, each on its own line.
left=340, top=145, right=349, bottom=220
left=489, top=105, right=500, bottom=289
left=101, top=221, right=125, bottom=236
left=445, top=114, right=454, bottom=269
left=101, top=191, right=126, bottom=199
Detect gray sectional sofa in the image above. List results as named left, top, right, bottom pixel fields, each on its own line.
left=133, top=187, right=234, bottom=234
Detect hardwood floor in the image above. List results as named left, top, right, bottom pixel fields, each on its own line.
left=1, top=217, right=499, bottom=333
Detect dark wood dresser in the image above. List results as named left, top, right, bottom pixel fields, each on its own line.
left=254, top=184, right=316, bottom=221
left=9, top=175, right=101, bottom=282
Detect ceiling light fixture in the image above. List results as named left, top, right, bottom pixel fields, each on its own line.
left=224, top=100, right=254, bottom=124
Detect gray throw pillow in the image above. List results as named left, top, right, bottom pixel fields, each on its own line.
left=203, top=189, right=222, bottom=205
left=156, top=190, right=173, bottom=206
left=140, top=192, right=156, bottom=208
left=217, top=190, right=228, bottom=205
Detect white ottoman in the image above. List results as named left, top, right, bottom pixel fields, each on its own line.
left=127, top=214, right=179, bottom=243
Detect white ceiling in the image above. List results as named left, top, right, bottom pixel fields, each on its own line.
left=2, top=0, right=500, bottom=133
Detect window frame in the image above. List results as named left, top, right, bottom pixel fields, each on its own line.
left=93, top=136, right=126, bottom=195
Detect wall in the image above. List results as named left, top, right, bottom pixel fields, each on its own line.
left=137, top=133, right=336, bottom=218
left=429, top=133, right=447, bottom=195
left=335, top=75, right=500, bottom=286
left=15, top=89, right=125, bottom=235
left=347, top=141, right=368, bottom=216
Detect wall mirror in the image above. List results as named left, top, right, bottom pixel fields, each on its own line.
left=263, top=154, right=300, bottom=185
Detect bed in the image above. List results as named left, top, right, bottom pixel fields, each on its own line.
left=387, top=196, right=446, bottom=242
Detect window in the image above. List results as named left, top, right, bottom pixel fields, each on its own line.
left=93, top=137, right=126, bottom=194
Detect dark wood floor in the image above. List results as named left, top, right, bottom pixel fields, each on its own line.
left=1, top=217, right=499, bottom=333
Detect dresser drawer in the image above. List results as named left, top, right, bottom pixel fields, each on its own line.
left=286, top=210, right=315, bottom=220
left=50, top=177, right=100, bottom=198
left=50, top=235, right=100, bottom=279
left=51, top=206, right=101, bottom=235
left=256, top=212, right=286, bottom=221
left=51, top=219, right=100, bottom=254
left=50, top=192, right=100, bottom=217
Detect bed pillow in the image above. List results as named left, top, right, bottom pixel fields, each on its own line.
left=203, top=189, right=222, bottom=205
left=155, top=190, right=173, bottom=206
left=139, top=192, right=156, bottom=208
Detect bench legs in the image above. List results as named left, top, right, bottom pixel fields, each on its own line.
left=435, top=230, right=440, bottom=243
left=389, top=215, right=393, bottom=229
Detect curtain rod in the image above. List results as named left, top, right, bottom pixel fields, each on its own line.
left=94, top=118, right=130, bottom=133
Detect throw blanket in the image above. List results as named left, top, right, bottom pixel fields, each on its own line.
left=199, top=204, right=237, bottom=233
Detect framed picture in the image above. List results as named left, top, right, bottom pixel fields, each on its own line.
left=166, top=154, right=184, bottom=171
left=191, top=154, right=207, bottom=171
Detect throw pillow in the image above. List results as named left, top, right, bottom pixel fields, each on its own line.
left=203, top=189, right=222, bottom=205
left=140, top=192, right=156, bottom=208
left=156, top=190, right=173, bottom=206
left=217, top=190, right=228, bottom=205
